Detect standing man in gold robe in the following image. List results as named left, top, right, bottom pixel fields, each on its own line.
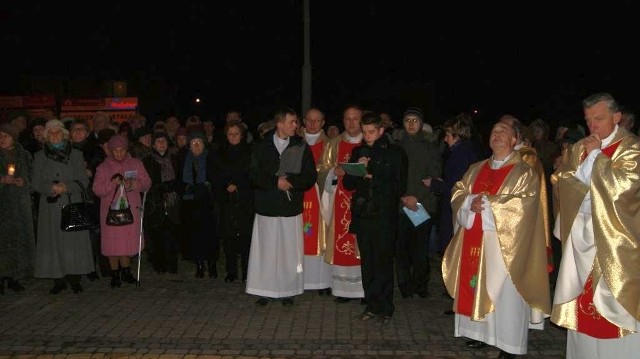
left=551, top=92, right=640, bottom=359
left=442, top=121, right=550, bottom=359
left=318, top=104, right=365, bottom=302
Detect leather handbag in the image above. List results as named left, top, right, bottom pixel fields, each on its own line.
left=106, top=184, right=134, bottom=226
left=60, top=180, right=99, bottom=232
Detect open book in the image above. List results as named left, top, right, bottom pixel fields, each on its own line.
left=339, top=162, right=367, bottom=177
left=402, top=203, right=430, bottom=227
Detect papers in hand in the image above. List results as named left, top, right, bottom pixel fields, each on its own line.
left=403, top=203, right=430, bottom=227
left=339, top=162, right=367, bottom=177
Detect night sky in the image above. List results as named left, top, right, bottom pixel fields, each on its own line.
left=1, top=1, right=637, bottom=132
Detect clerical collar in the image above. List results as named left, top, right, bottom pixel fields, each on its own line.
left=273, top=133, right=290, bottom=155
left=305, top=131, right=321, bottom=145
left=346, top=133, right=363, bottom=144
left=601, top=125, right=618, bottom=148
left=490, top=151, right=514, bottom=169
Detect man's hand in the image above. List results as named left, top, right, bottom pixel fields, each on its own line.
left=583, top=134, right=602, bottom=155
left=277, top=176, right=292, bottom=191
left=334, top=165, right=345, bottom=177
left=51, top=182, right=67, bottom=195
left=470, top=194, right=485, bottom=213
left=401, top=195, right=418, bottom=211
left=226, top=184, right=238, bottom=193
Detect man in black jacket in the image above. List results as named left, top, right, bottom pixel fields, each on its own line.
left=344, top=112, right=408, bottom=324
left=245, top=107, right=317, bottom=306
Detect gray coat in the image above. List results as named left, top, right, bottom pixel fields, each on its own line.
left=32, top=143, right=94, bottom=278
left=0, top=143, right=36, bottom=279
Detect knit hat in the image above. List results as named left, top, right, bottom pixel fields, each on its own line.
left=403, top=107, right=425, bottom=124
left=31, top=117, right=47, bottom=129
left=107, top=134, right=129, bottom=151
left=133, top=127, right=153, bottom=141
left=43, top=119, right=69, bottom=139
left=152, top=130, right=169, bottom=144
left=0, top=123, right=19, bottom=142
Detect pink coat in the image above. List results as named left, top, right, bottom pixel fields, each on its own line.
left=93, top=154, right=152, bottom=256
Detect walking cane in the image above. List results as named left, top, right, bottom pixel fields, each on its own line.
left=136, top=191, right=148, bottom=287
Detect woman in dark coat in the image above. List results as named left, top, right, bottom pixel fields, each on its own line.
left=213, top=121, right=254, bottom=282
left=0, top=124, right=35, bottom=294
left=177, top=127, right=218, bottom=278
left=424, top=113, right=480, bottom=255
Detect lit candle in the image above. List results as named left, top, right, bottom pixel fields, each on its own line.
left=7, top=164, right=15, bottom=176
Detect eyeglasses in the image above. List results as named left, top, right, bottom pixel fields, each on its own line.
left=404, top=118, right=420, bottom=123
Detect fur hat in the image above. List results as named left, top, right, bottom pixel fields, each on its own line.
left=186, top=124, right=205, bottom=144
left=43, top=119, right=69, bottom=140
left=0, top=123, right=19, bottom=142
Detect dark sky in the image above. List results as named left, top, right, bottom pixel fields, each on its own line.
left=1, top=1, right=637, bottom=130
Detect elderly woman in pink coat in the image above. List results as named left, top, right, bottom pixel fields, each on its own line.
left=93, top=134, right=151, bottom=288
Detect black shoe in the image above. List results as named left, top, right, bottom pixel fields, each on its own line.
left=497, top=350, right=516, bottom=359
left=242, top=274, right=247, bottom=282
left=207, top=260, right=217, bottom=279
left=49, top=280, right=67, bottom=294
left=70, top=282, right=83, bottom=294
left=444, top=309, right=455, bottom=315
left=7, top=278, right=25, bottom=292
left=401, top=292, right=414, bottom=299
left=360, top=298, right=367, bottom=305
left=334, top=296, right=352, bottom=303
left=195, top=261, right=205, bottom=278
left=0, top=278, right=4, bottom=295
left=256, top=297, right=269, bottom=306
left=416, top=291, right=430, bottom=298
left=224, top=274, right=236, bottom=283
left=120, top=267, right=136, bottom=284
left=87, top=272, right=99, bottom=281
left=281, top=297, right=294, bottom=306
left=110, top=270, right=121, bottom=288
left=318, top=288, right=331, bottom=296
left=465, top=340, right=488, bottom=349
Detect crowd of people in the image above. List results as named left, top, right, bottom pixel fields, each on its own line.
left=0, top=93, right=638, bottom=358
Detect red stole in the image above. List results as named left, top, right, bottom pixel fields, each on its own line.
left=331, top=140, right=361, bottom=266
left=303, top=140, right=324, bottom=255
left=575, top=139, right=622, bottom=338
left=456, top=162, right=514, bottom=316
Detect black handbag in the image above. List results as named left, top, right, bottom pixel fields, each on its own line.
left=60, top=180, right=99, bottom=232
left=106, top=184, right=135, bottom=226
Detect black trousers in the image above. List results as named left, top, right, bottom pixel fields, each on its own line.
left=223, top=233, right=250, bottom=278
left=356, top=217, right=395, bottom=317
left=395, top=214, right=432, bottom=297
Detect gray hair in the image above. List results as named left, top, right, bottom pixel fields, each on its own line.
left=582, top=92, right=619, bottom=113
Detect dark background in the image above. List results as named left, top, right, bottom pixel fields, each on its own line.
left=1, top=1, right=637, bottom=134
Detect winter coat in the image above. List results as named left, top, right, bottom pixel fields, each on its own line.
left=93, top=153, right=152, bottom=256
left=32, top=142, right=93, bottom=278
left=250, top=131, right=317, bottom=217
left=0, top=143, right=35, bottom=279
left=213, top=141, right=254, bottom=238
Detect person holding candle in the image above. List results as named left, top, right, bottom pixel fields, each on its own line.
left=0, top=123, right=35, bottom=295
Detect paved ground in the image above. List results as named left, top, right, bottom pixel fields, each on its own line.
left=0, top=255, right=567, bottom=358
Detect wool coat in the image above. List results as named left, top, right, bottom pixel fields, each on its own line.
left=93, top=153, right=151, bottom=256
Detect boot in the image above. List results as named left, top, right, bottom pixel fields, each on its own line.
left=66, top=275, right=83, bottom=294
left=167, top=254, right=178, bottom=274
left=110, top=269, right=122, bottom=288
left=50, top=278, right=67, bottom=294
left=0, top=278, right=4, bottom=295
left=207, top=260, right=217, bottom=279
left=6, top=277, right=25, bottom=292
left=120, top=267, right=137, bottom=284
left=195, top=261, right=205, bottom=278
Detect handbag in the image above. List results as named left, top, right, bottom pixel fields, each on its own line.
left=60, top=180, right=99, bottom=232
left=106, top=183, right=134, bottom=226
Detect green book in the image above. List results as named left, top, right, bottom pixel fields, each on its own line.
left=339, top=162, right=368, bottom=177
